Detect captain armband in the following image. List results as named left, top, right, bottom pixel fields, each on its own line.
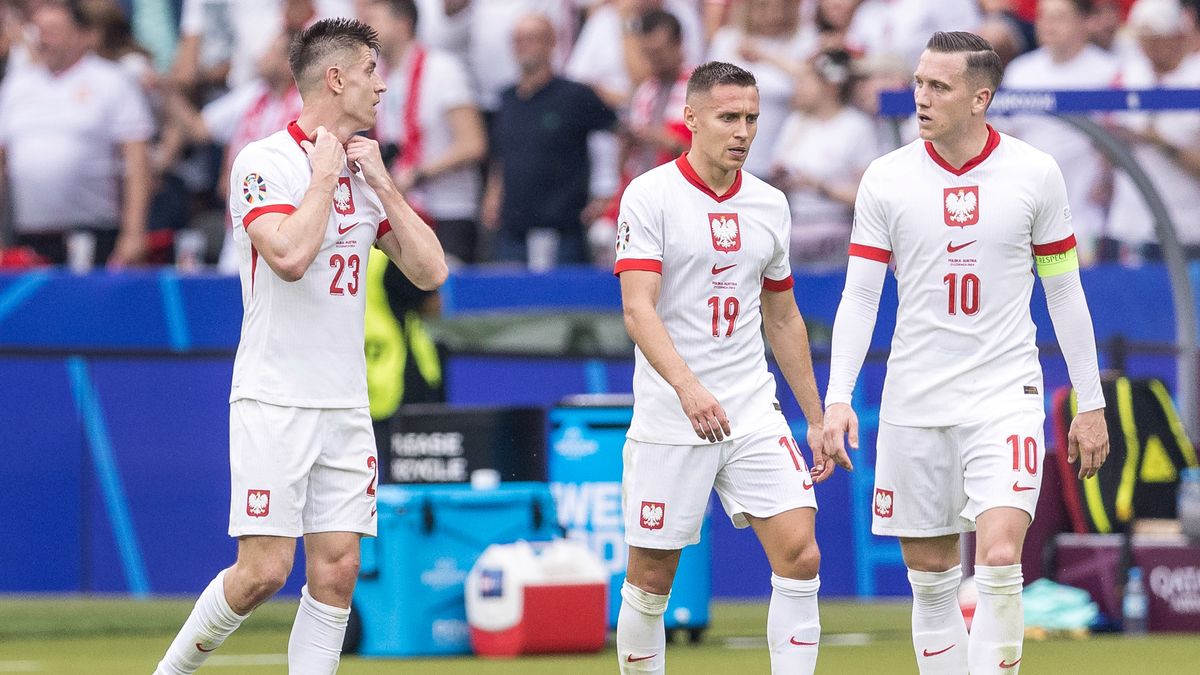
left=1033, top=235, right=1079, bottom=278
left=1035, top=247, right=1079, bottom=277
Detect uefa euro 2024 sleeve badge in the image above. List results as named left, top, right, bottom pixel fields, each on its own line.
left=616, top=220, right=631, bottom=253
left=242, top=173, right=267, bottom=204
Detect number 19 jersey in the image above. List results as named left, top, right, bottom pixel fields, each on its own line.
left=228, top=122, right=392, bottom=409
left=849, top=127, right=1076, bottom=426
left=615, top=155, right=795, bottom=445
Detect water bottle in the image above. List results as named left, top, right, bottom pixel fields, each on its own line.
left=1179, top=467, right=1200, bottom=543
left=1123, top=566, right=1148, bottom=635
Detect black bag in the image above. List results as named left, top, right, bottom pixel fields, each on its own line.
left=1052, top=376, right=1199, bottom=534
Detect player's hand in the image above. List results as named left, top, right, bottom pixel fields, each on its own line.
left=300, top=126, right=344, bottom=185
left=804, top=420, right=833, bottom=484
left=345, top=135, right=391, bottom=191
left=817, top=403, right=857, bottom=481
left=676, top=380, right=731, bottom=443
left=1069, top=408, right=1109, bottom=479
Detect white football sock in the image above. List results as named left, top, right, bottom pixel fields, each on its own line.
left=153, top=569, right=248, bottom=675
left=617, top=581, right=669, bottom=674
left=767, top=573, right=821, bottom=675
left=287, top=585, right=351, bottom=675
left=969, top=564, right=1024, bottom=675
left=908, top=565, right=969, bottom=675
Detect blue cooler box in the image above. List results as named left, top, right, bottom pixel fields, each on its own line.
left=549, top=403, right=711, bottom=635
left=352, top=482, right=560, bottom=657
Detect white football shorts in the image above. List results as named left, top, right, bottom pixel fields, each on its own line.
left=872, top=402, right=1046, bottom=538
left=229, top=399, right=378, bottom=538
left=623, top=417, right=818, bottom=550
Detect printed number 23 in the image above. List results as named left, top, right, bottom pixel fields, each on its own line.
left=330, top=254, right=361, bottom=296
left=708, top=296, right=740, bottom=337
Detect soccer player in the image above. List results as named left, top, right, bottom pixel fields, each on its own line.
left=823, top=32, right=1109, bottom=675
left=614, top=61, right=851, bottom=675
left=153, top=19, right=448, bottom=675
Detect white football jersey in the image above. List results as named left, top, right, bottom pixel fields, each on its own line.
left=229, top=122, right=392, bottom=408
left=615, top=155, right=794, bottom=444
left=849, top=127, right=1076, bottom=426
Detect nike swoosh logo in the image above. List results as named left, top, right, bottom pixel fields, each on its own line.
left=626, top=654, right=657, bottom=662
left=947, top=240, right=976, bottom=253
left=196, top=642, right=216, bottom=653
left=802, top=480, right=814, bottom=490
left=1012, top=482, right=1036, bottom=492
left=337, top=223, right=357, bottom=235
left=923, top=644, right=955, bottom=657
left=711, top=263, right=737, bottom=274
left=1000, top=657, right=1022, bottom=669
left=789, top=637, right=818, bottom=646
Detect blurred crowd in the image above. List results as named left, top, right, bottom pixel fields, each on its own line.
left=0, top=0, right=1198, bottom=273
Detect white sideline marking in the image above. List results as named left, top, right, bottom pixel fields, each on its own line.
left=723, top=633, right=873, bottom=650
left=0, top=662, right=41, bottom=672
left=205, top=654, right=289, bottom=667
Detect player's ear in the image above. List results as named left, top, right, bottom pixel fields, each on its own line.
left=973, top=87, right=992, bottom=116
left=326, top=64, right=344, bottom=95
left=683, top=103, right=698, bottom=133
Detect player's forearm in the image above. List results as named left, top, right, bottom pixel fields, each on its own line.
left=375, top=184, right=448, bottom=290
left=623, top=302, right=701, bottom=393
left=1043, top=270, right=1105, bottom=412
left=826, top=257, right=886, bottom=407
left=766, top=313, right=824, bottom=427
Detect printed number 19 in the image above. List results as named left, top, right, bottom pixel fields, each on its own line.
left=708, top=296, right=740, bottom=337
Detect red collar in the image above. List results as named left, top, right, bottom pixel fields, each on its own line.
left=286, top=120, right=311, bottom=148
left=924, top=125, right=1001, bottom=176
left=674, top=153, right=742, bottom=203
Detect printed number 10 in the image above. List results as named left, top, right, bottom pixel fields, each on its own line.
left=943, top=272, right=980, bottom=316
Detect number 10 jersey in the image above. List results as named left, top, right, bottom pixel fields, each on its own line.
left=848, top=127, right=1077, bottom=427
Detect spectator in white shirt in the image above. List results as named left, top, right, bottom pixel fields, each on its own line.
left=363, top=0, right=487, bottom=265
left=1002, top=0, right=1120, bottom=264
left=1108, top=0, right=1200, bottom=261
left=0, top=0, right=154, bottom=266
left=846, top=0, right=981, bottom=69
left=770, top=48, right=876, bottom=268
left=566, top=0, right=704, bottom=108
left=707, top=0, right=817, bottom=176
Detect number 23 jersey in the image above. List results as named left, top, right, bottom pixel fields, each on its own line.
left=850, top=127, right=1077, bottom=426
left=228, top=122, right=392, bottom=409
left=615, top=154, right=794, bottom=444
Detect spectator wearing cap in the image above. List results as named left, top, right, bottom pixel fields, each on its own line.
left=0, top=0, right=154, bottom=266
left=1107, top=0, right=1200, bottom=261
left=1002, top=0, right=1120, bottom=264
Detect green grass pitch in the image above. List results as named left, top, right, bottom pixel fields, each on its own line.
left=2, top=597, right=1198, bottom=673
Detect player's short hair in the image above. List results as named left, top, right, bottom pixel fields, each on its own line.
left=925, top=31, right=1004, bottom=95
left=378, top=0, right=419, bottom=30
left=637, top=9, right=682, bottom=43
left=686, top=61, right=757, bottom=102
left=288, top=17, right=381, bottom=92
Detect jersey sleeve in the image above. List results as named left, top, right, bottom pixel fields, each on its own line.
left=613, top=178, right=663, bottom=275
left=847, top=164, right=892, bottom=263
left=763, top=197, right=794, bottom=292
left=229, top=146, right=301, bottom=229
left=1031, top=159, right=1079, bottom=278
